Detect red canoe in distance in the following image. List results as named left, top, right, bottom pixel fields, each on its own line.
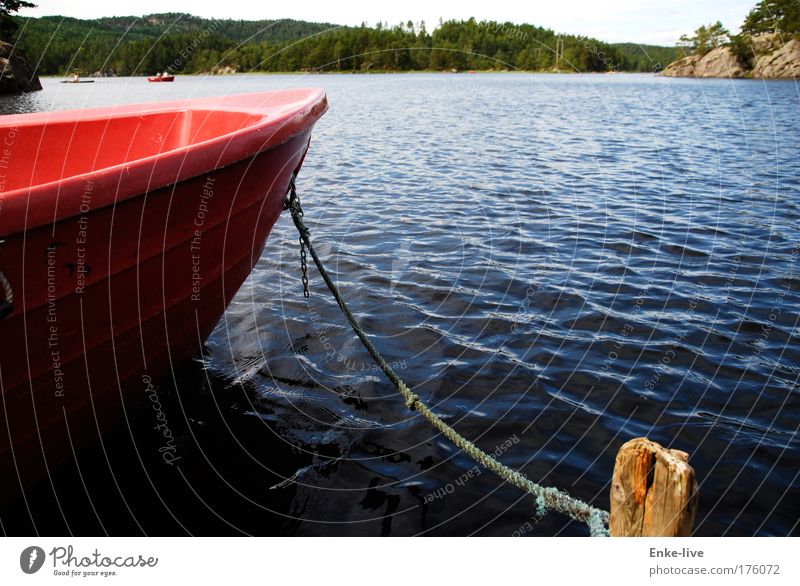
left=148, top=75, right=175, bottom=82
left=0, top=89, right=327, bottom=505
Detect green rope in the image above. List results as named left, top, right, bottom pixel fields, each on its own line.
left=286, top=182, right=610, bottom=537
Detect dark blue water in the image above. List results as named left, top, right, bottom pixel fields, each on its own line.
left=2, top=73, right=799, bottom=536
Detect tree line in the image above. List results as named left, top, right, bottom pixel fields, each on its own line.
left=7, top=13, right=678, bottom=76
left=678, top=0, right=799, bottom=62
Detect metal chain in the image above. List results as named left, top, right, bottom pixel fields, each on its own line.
left=284, top=176, right=310, bottom=298
left=299, top=236, right=309, bottom=298
left=284, top=180, right=610, bottom=537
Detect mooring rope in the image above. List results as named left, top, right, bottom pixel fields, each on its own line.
left=284, top=179, right=610, bottom=536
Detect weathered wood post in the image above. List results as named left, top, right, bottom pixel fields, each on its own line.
left=609, top=437, right=698, bottom=536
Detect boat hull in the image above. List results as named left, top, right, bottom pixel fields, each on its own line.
left=0, top=94, right=323, bottom=505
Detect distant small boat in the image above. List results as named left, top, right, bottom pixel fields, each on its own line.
left=0, top=89, right=327, bottom=505
left=148, top=75, right=175, bottom=82
left=60, top=78, right=95, bottom=84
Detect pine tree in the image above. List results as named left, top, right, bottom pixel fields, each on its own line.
left=742, top=0, right=800, bottom=35
left=0, top=0, right=35, bottom=41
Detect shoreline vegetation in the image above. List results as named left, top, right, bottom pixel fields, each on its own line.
left=10, top=13, right=678, bottom=77
left=662, top=0, right=799, bottom=78
left=37, top=70, right=661, bottom=78
left=4, top=1, right=796, bottom=86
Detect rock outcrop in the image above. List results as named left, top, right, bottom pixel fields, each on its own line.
left=752, top=38, right=800, bottom=78
left=661, top=46, right=745, bottom=78
left=659, top=53, right=701, bottom=77
left=206, top=65, right=237, bottom=75
left=661, top=34, right=799, bottom=79
left=0, top=41, right=42, bottom=93
left=750, top=32, right=783, bottom=54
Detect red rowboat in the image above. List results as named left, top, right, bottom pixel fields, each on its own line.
left=148, top=75, right=175, bottom=82
left=0, top=89, right=327, bottom=504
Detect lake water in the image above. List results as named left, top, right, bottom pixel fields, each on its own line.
left=1, top=73, right=798, bottom=536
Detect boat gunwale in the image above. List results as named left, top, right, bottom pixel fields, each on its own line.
left=0, top=89, right=328, bottom=235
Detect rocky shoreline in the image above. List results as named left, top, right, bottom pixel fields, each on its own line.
left=0, top=41, right=42, bottom=93
left=661, top=33, right=799, bottom=78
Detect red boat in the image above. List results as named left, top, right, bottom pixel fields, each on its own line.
left=148, top=75, right=175, bottom=82
left=0, top=89, right=327, bottom=504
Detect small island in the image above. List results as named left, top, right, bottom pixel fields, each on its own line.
left=661, top=0, right=799, bottom=78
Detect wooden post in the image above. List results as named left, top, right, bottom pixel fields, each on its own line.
left=609, top=437, right=698, bottom=537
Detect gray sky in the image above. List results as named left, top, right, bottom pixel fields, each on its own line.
left=20, top=0, right=757, bottom=45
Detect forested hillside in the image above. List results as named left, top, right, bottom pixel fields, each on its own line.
left=10, top=13, right=677, bottom=75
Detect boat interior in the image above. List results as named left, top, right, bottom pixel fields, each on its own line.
left=0, top=109, right=263, bottom=193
